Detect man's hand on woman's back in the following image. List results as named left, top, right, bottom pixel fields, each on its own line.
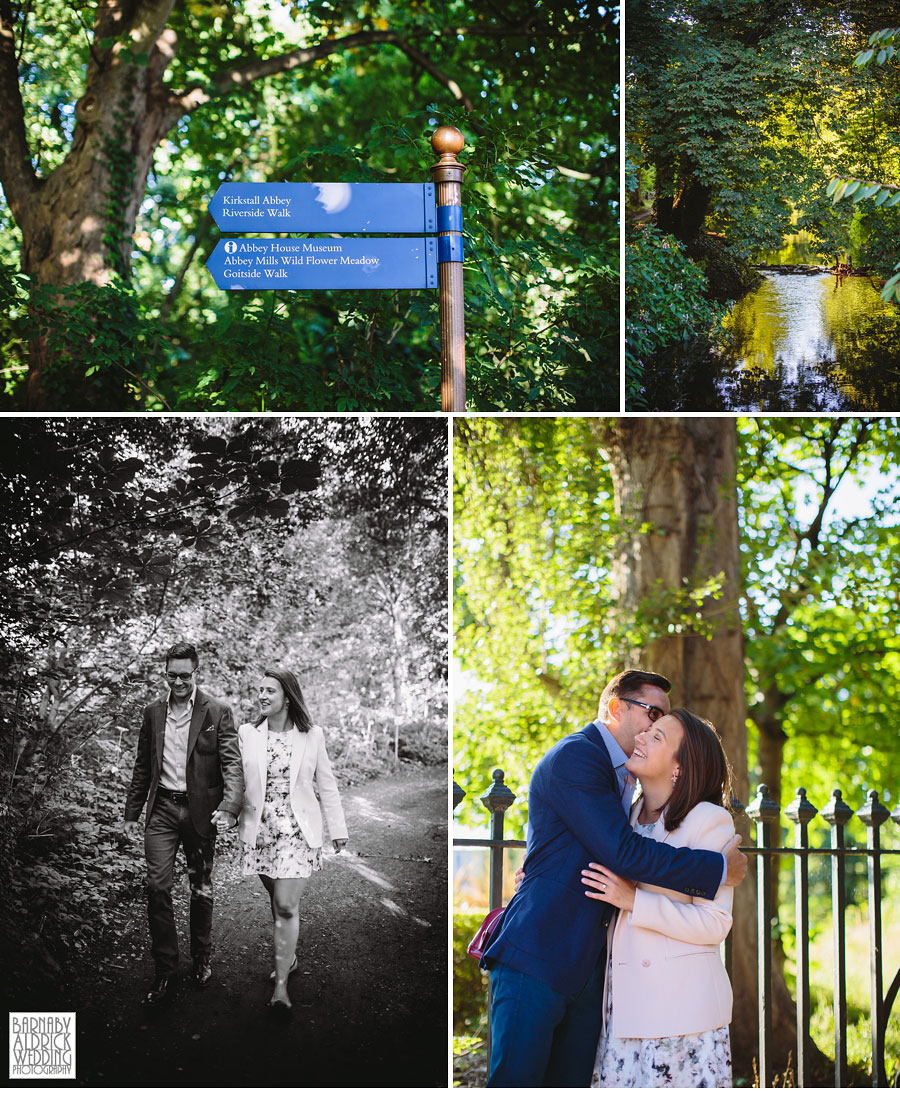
left=722, top=834, right=748, bottom=886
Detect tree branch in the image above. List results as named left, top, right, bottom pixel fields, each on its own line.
left=126, top=0, right=178, bottom=54
left=165, top=23, right=504, bottom=125
left=14, top=0, right=31, bottom=64
left=394, top=38, right=475, bottom=112
left=168, top=30, right=410, bottom=119
left=158, top=210, right=213, bottom=319
left=92, top=0, right=176, bottom=54
left=800, top=420, right=870, bottom=549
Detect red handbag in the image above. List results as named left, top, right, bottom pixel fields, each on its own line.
left=466, top=906, right=506, bottom=960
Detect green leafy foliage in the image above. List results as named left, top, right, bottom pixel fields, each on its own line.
left=0, top=0, right=616, bottom=410
left=827, top=23, right=900, bottom=303
left=627, top=2, right=900, bottom=354
left=625, top=227, right=722, bottom=407
left=453, top=416, right=900, bottom=829
left=854, top=26, right=900, bottom=66
left=453, top=417, right=620, bottom=829
left=453, top=911, right=489, bottom=1037
left=737, top=418, right=900, bottom=806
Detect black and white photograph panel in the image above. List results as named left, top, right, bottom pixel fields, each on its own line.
left=2, top=415, right=448, bottom=1088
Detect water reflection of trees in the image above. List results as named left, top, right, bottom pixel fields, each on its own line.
left=644, top=275, right=900, bottom=411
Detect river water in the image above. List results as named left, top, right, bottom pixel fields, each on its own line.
left=642, top=238, right=900, bottom=411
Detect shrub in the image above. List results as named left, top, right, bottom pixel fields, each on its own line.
left=453, top=911, right=489, bottom=1036
left=625, top=227, right=722, bottom=407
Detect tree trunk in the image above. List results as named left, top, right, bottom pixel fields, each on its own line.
left=22, top=35, right=179, bottom=406
left=654, top=159, right=677, bottom=236
left=23, top=42, right=174, bottom=289
left=655, top=170, right=712, bottom=244
left=390, top=603, right=411, bottom=719
left=676, top=178, right=712, bottom=242
left=753, top=694, right=791, bottom=982
left=594, top=417, right=800, bottom=1080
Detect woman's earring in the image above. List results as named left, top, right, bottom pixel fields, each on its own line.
left=671, top=770, right=679, bottom=787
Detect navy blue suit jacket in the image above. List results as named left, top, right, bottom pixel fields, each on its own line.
left=483, top=723, right=724, bottom=995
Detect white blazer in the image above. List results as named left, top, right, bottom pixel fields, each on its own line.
left=237, top=721, right=349, bottom=849
left=603, top=799, right=734, bottom=1039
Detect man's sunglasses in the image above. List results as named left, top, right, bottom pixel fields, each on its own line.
left=621, top=697, right=665, bottom=722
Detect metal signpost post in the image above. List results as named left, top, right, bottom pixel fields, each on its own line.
left=205, top=126, right=466, bottom=412
left=429, top=127, right=466, bottom=413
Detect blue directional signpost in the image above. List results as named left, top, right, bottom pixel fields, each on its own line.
left=204, top=128, right=467, bottom=411
left=206, top=237, right=438, bottom=291
left=208, top=182, right=437, bottom=235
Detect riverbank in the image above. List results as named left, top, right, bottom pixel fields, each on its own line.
left=689, top=235, right=763, bottom=302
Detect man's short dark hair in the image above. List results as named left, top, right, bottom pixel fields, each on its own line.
left=597, top=669, right=671, bottom=721
left=165, top=642, right=199, bottom=670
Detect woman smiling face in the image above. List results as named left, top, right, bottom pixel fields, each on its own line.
left=258, top=675, right=287, bottom=718
left=625, top=713, right=683, bottom=785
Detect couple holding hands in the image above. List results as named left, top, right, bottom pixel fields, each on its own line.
left=123, top=643, right=348, bottom=1014
left=481, top=669, right=748, bottom=1088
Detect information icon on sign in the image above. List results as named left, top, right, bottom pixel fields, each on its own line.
left=224, top=240, right=237, bottom=253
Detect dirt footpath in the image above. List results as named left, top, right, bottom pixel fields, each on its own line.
left=55, top=765, right=448, bottom=1088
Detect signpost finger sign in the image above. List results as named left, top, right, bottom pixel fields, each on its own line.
left=207, top=238, right=438, bottom=291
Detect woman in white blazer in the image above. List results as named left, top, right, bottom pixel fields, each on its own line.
left=237, top=668, right=348, bottom=1014
left=582, top=708, right=735, bottom=1087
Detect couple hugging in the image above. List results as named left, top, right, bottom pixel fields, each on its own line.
left=123, top=643, right=348, bottom=1015
left=482, top=670, right=749, bottom=1088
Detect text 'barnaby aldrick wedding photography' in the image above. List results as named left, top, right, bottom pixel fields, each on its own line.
left=9, top=1013, right=76, bottom=1079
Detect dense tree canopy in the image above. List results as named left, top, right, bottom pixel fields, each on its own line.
left=624, top=0, right=900, bottom=398
left=1, top=416, right=447, bottom=725
left=0, top=0, right=616, bottom=410
left=627, top=0, right=900, bottom=257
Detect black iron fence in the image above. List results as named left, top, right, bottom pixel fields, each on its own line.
left=453, top=769, right=900, bottom=1087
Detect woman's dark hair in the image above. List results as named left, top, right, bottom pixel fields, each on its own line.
left=663, top=707, right=733, bottom=832
left=256, top=668, right=313, bottom=733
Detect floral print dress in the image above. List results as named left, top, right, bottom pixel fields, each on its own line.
left=591, top=820, right=733, bottom=1089
left=242, top=731, right=323, bottom=879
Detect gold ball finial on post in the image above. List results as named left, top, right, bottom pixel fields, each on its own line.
left=431, top=125, right=465, bottom=165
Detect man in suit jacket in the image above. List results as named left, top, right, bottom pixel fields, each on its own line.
left=483, top=669, right=748, bottom=1087
left=124, top=642, right=243, bottom=1004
